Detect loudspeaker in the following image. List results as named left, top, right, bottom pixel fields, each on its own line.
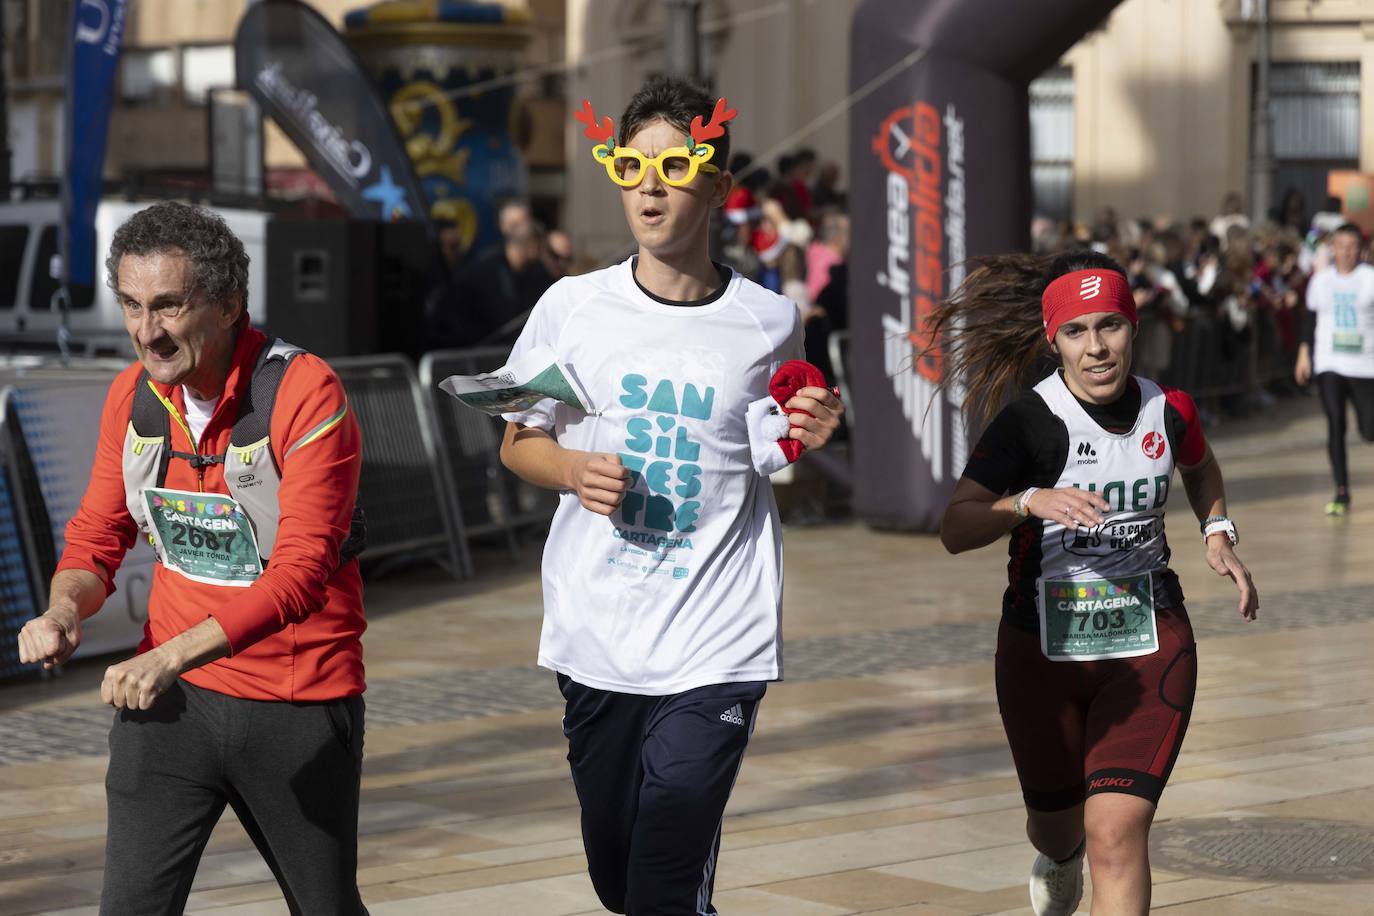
left=264, top=219, right=432, bottom=359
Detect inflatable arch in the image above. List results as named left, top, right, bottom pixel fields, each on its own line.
left=849, top=0, right=1125, bottom=531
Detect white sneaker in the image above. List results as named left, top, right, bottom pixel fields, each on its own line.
left=1029, top=843, right=1085, bottom=916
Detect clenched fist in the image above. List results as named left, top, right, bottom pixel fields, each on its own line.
left=568, top=452, right=630, bottom=516
left=101, top=649, right=181, bottom=711
left=17, top=608, right=81, bottom=670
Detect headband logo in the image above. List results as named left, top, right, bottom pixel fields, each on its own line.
left=1079, top=275, right=1103, bottom=301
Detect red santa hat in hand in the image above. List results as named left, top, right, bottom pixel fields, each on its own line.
left=746, top=359, right=832, bottom=476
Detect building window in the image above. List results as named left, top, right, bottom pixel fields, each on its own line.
left=121, top=48, right=179, bottom=106
left=1267, top=62, right=1359, bottom=224
left=182, top=45, right=236, bottom=106
left=1030, top=66, right=1074, bottom=223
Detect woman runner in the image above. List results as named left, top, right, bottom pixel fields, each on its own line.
left=933, top=250, right=1259, bottom=915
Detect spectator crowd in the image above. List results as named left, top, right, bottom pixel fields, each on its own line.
left=424, top=147, right=1339, bottom=436
left=1031, top=189, right=1354, bottom=420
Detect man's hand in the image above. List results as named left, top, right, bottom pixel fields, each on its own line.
left=101, top=648, right=182, bottom=711
left=1206, top=536, right=1259, bottom=621
left=785, top=386, right=845, bottom=451
left=567, top=452, right=630, bottom=516
left=17, top=607, right=82, bottom=670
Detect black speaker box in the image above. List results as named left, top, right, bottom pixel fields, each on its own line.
left=264, top=219, right=430, bottom=359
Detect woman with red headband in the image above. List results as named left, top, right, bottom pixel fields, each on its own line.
left=934, top=250, right=1258, bottom=916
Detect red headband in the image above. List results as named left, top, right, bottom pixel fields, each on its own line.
left=1041, top=269, right=1137, bottom=343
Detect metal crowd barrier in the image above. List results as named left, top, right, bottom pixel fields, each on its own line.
left=418, top=348, right=557, bottom=562
left=0, top=376, right=159, bottom=677
left=0, top=404, right=43, bottom=680
left=828, top=329, right=855, bottom=427
left=1161, top=309, right=1292, bottom=400
left=330, top=355, right=469, bottom=579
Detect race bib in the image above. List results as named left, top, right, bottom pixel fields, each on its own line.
left=144, top=488, right=262, bottom=587
left=1333, top=331, right=1365, bottom=354
left=1037, top=571, right=1158, bottom=661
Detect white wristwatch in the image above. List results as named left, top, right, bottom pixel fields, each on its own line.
left=1200, top=515, right=1238, bottom=545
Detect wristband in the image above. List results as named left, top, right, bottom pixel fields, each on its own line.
left=1014, top=487, right=1040, bottom=519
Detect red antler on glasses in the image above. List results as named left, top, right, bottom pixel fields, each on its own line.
left=574, top=99, right=615, bottom=145
left=690, top=98, right=738, bottom=144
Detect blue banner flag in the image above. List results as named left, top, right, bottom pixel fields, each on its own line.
left=61, top=0, right=128, bottom=292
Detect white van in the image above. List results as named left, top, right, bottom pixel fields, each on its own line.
left=0, top=199, right=269, bottom=355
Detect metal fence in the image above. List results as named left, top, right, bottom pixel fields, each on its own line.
left=1161, top=309, right=1292, bottom=401
left=0, top=376, right=160, bottom=678
left=330, top=355, right=469, bottom=579
left=827, top=308, right=1294, bottom=436
left=828, top=329, right=855, bottom=427
left=0, top=411, right=42, bottom=681
left=418, top=348, right=557, bottom=562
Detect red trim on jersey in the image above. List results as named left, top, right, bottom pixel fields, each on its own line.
left=1160, top=385, right=1207, bottom=466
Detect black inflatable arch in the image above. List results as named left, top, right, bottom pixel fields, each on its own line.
left=849, top=0, right=1124, bottom=531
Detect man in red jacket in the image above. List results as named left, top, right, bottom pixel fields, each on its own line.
left=16, top=202, right=368, bottom=914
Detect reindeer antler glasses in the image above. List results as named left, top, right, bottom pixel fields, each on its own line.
left=574, top=98, right=738, bottom=188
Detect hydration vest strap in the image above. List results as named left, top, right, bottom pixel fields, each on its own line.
left=168, top=449, right=226, bottom=469
left=230, top=337, right=294, bottom=470
left=130, top=372, right=173, bottom=488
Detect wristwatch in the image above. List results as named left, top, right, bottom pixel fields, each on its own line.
left=1200, top=515, right=1238, bottom=545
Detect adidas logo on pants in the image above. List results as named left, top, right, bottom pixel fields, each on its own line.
left=720, top=704, right=745, bottom=725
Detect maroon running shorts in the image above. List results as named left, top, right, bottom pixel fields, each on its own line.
left=994, top=605, right=1197, bottom=811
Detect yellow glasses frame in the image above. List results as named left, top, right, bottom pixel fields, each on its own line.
left=595, top=143, right=720, bottom=188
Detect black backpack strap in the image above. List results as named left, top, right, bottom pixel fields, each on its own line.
left=339, top=504, right=367, bottom=565
left=228, top=337, right=366, bottom=567
left=130, top=370, right=173, bottom=488
left=230, top=337, right=297, bottom=464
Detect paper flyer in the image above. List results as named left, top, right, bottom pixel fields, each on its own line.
left=438, top=346, right=593, bottom=416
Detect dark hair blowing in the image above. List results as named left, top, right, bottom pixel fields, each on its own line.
left=923, top=249, right=1128, bottom=428
left=619, top=75, right=730, bottom=169
left=106, top=202, right=250, bottom=315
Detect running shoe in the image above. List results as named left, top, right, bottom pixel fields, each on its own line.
left=1029, top=842, right=1085, bottom=916
left=1326, top=498, right=1350, bottom=517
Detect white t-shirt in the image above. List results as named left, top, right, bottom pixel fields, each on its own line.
left=502, top=258, right=804, bottom=695
left=182, top=388, right=220, bottom=447
left=1306, top=263, right=1374, bottom=378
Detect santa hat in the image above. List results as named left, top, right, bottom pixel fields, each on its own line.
left=746, top=360, right=832, bottom=475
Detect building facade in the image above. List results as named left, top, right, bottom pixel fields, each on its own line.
left=1041, top=0, right=1374, bottom=226
left=8, top=0, right=1374, bottom=241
